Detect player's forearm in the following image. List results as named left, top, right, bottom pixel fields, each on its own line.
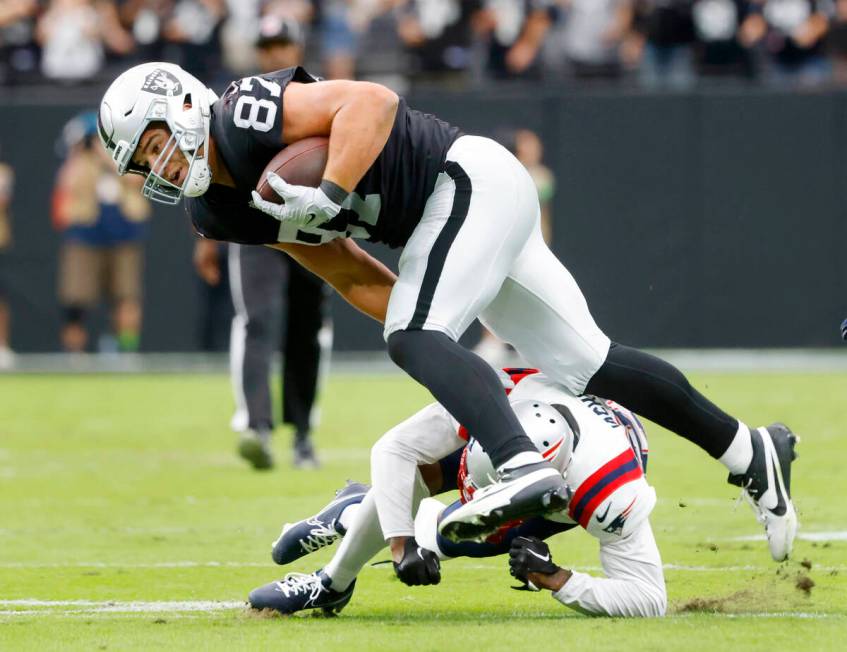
left=323, top=85, right=398, bottom=192
left=338, top=280, right=393, bottom=324
left=370, top=403, right=465, bottom=539
left=553, top=521, right=666, bottom=617
left=549, top=571, right=665, bottom=617
left=271, top=239, right=396, bottom=323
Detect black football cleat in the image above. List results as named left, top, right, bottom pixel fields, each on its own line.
left=238, top=429, right=274, bottom=470
left=438, top=461, right=571, bottom=543
left=728, top=423, right=798, bottom=561
left=293, top=434, right=320, bottom=469
left=248, top=570, right=355, bottom=616
left=272, top=481, right=369, bottom=565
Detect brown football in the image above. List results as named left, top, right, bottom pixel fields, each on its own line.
left=256, top=136, right=329, bottom=201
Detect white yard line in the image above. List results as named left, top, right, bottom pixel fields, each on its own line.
left=0, top=600, right=842, bottom=620
left=728, top=530, right=847, bottom=542
left=0, top=599, right=243, bottom=612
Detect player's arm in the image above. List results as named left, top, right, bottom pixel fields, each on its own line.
left=281, top=80, right=399, bottom=193
left=269, top=239, right=395, bottom=323
left=370, top=403, right=466, bottom=586
left=510, top=522, right=667, bottom=617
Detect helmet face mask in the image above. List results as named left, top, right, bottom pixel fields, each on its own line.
left=98, top=63, right=216, bottom=205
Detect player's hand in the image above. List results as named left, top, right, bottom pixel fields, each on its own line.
left=392, top=537, right=441, bottom=587
left=250, top=173, right=346, bottom=228
left=508, top=536, right=558, bottom=584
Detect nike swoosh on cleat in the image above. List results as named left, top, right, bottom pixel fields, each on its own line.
left=526, top=549, right=550, bottom=562
left=768, top=459, right=787, bottom=517
left=595, top=504, right=611, bottom=523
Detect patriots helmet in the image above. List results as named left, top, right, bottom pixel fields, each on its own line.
left=465, top=400, right=575, bottom=492
left=97, top=62, right=218, bottom=204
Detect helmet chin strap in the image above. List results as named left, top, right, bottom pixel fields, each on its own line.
left=182, top=100, right=213, bottom=198
left=184, top=158, right=211, bottom=197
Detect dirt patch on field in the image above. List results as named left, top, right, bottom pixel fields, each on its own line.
left=244, top=607, right=286, bottom=620
left=795, top=575, right=815, bottom=596
left=675, top=590, right=754, bottom=614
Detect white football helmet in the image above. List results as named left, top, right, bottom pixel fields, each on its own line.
left=97, top=62, right=218, bottom=205
left=465, top=400, right=575, bottom=491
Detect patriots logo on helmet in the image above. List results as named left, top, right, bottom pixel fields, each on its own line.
left=142, top=69, right=183, bottom=97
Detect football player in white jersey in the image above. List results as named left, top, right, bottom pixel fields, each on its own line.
left=246, top=369, right=672, bottom=617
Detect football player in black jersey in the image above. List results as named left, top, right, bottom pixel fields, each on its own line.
left=97, top=62, right=798, bottom=566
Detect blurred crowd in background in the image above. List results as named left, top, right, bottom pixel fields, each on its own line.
left=4, top=1, right=847, bottom=92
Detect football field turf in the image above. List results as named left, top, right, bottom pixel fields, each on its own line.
left=1, top=371, right=846, bottom=650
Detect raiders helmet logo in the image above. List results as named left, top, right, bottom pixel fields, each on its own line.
left=142, top=69, right=183, bottom=97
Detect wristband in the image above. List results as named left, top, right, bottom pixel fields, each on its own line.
left=319, top=179, right=349, bottom=206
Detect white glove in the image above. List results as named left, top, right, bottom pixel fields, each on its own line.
left=250, top=173, right=347, bottom=228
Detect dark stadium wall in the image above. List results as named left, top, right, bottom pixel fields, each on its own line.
left=1, top=89, right=846, bottom=352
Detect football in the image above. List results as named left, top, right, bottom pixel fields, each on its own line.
left=255, top=136, right=328, bottom=201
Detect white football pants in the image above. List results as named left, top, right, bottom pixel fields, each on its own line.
left=384, top=135, right=610, bottom=395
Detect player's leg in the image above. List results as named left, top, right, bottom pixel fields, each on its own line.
left=384, top=136, right=569, bottom=537
left=58, top=241, right=97, bottom=352
left=271, top=480, right=370, bottom=565
left=249, top=474, right=435, bottom=615
left=108, top=243, right=143, bottom=352
left=228, top=243, right=283, bottom=469
left=282, top=257, right=331, bottom=468
left=482, top=225, right=797, bottom=560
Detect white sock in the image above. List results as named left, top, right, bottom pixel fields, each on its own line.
left=496, top=451, right=544, bottom=475
left=324, top=492, right=387, bottom=592
left=719, top=423, right=754, bottom=475
left=336, top=504, right=360, bottom=535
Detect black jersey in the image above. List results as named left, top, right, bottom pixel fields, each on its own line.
left=187, top=67, right=462, bottom=249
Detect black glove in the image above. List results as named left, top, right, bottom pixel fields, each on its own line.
left=393, top=537, right=441, bottom=586
left=508, top=536, right=558, bottom=584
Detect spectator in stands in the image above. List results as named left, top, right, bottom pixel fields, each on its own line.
left=740, top=0, right=832, bottom=87
left=118, top=0, right=225, bottom=81
left=193, top=15, right=332, bottom=470
left=827, top=0, right=847, bottom=84
left=0, top=0, right=39, bottom=85
left=37, top=0, right=133, bottom=83
left=0, top=153, right=13, bottom=370
left=52, top=112, right=151, bottom=353
left=633, top=0, right=697, bottom=89
left=547, top=0, right=634, bottom=82
left=162, top=0, right=226, bottom=80
left=478, top=0, right=555, bottom=79
left=317, top=0, right=360, bottom=79
left=397, top=0, right=485, bottom=86
left=692, top=0, right=757, bottom=81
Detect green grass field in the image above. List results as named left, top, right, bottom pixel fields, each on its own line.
left=1, top=371, right=846, bottom=651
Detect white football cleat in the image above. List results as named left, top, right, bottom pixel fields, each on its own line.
left=438, top=462, right=570, bottom=543
left=729, top=423, right=798, bottom=561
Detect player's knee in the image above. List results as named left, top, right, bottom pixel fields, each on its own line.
left=386, top=329, right=412, bottom=367
left=387, top=329, right=434, bottom=371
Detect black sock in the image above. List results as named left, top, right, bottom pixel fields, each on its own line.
left=585, top=342, right=738, bottom=459
left=387, top=329, right=535, bottom=467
